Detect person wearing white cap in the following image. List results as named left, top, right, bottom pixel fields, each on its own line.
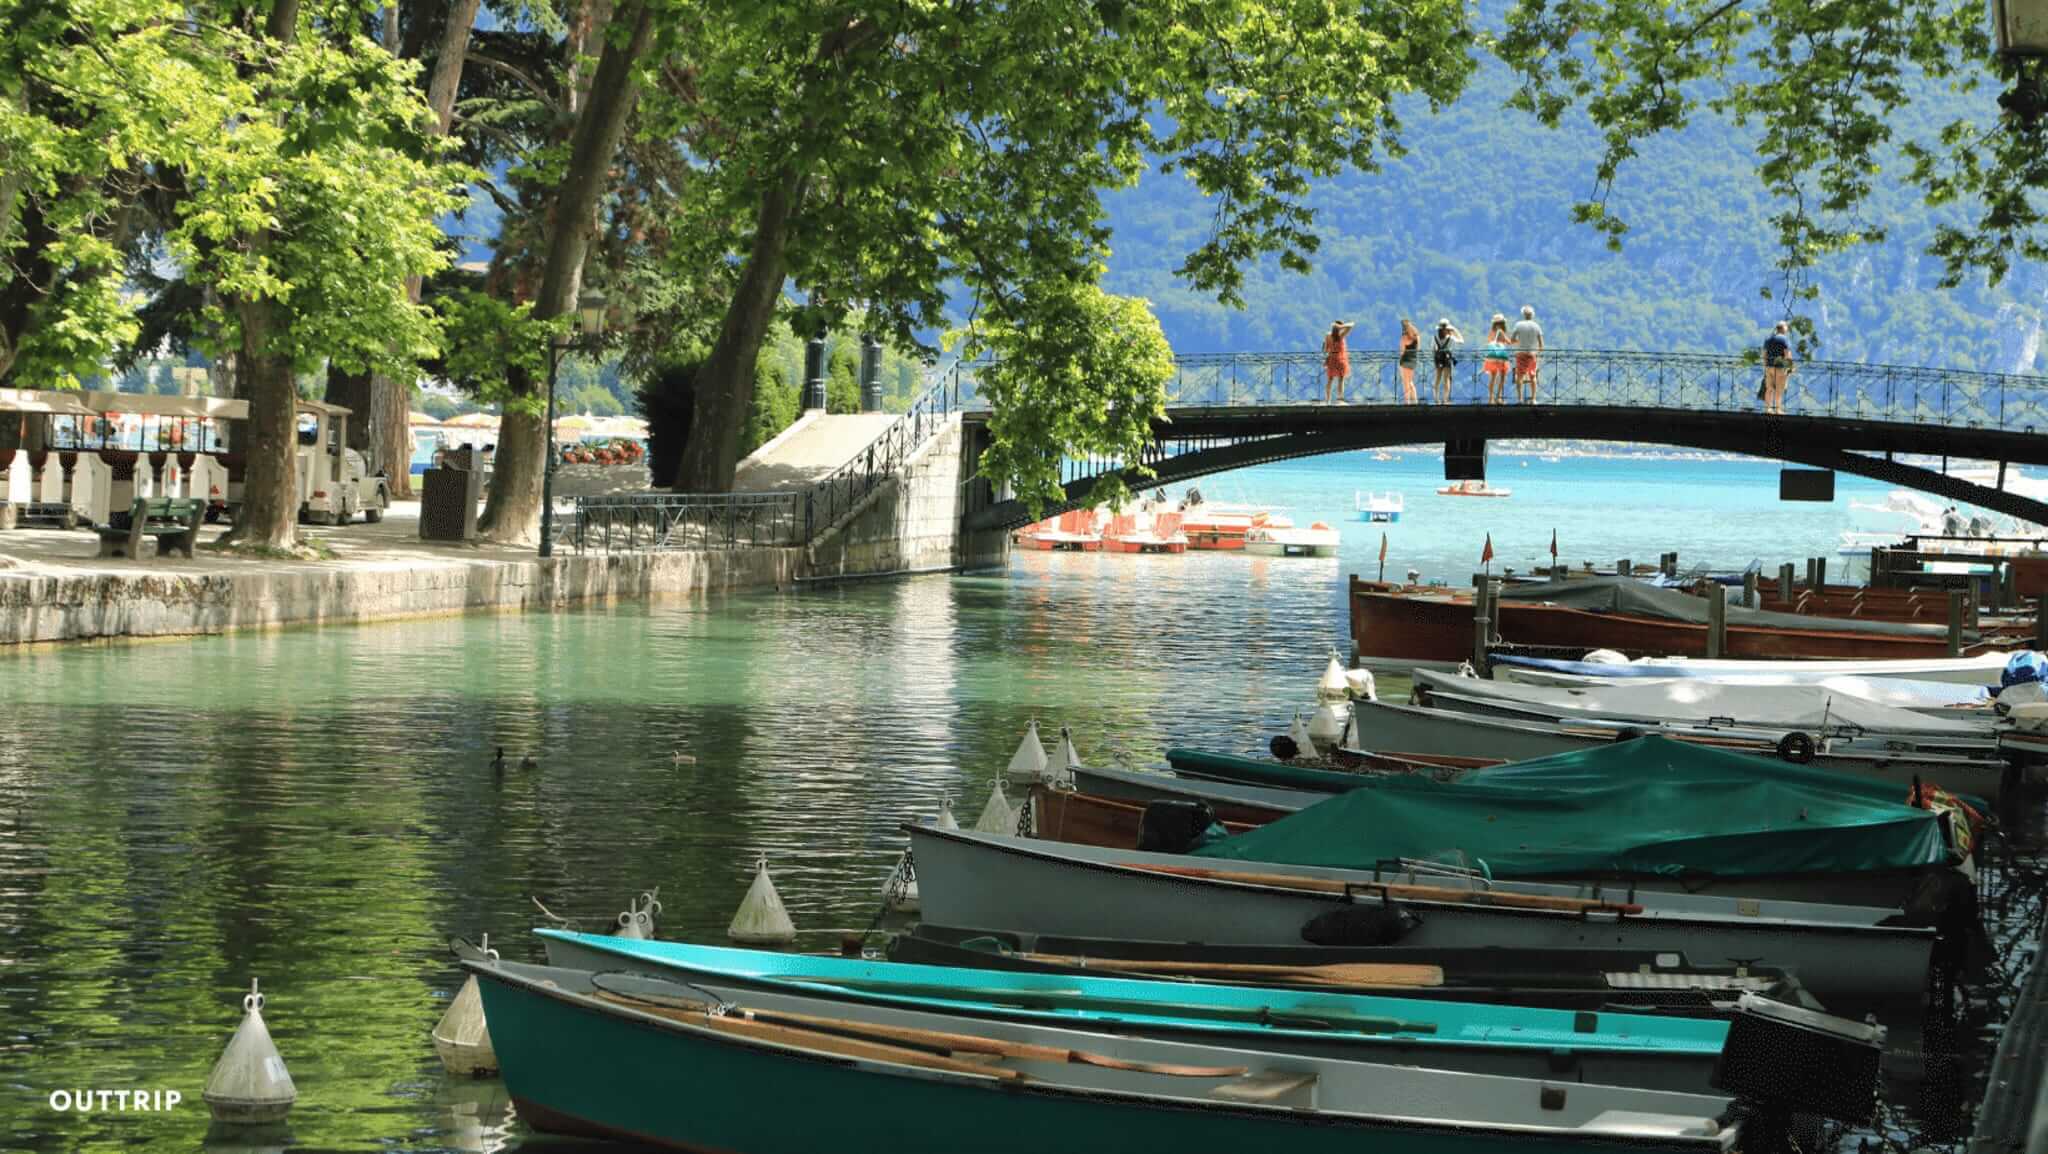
left=1511, top=305, right=1545, bottom=402
left=1431, top=317, right=1465, bottom=405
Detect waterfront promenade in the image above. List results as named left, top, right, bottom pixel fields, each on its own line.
left=0, top=503, right=797, bottom=645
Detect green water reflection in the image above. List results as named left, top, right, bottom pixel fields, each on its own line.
left=3, top=557, right=1355, bottom=1151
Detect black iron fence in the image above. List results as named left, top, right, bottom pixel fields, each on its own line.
left=567, top=491, right=802, bottom=553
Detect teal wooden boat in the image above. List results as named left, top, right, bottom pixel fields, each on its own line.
left=472, top=957, right=1746, bottom=1154
left=536, top=929, right=1730, bottom=1092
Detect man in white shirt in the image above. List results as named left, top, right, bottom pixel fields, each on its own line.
left=1510, top=305, right=1545, bottom=403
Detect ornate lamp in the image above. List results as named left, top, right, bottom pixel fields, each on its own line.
left=576, top=288, right=608, bottom=340
left=1995, top=0, right=2048, bottom=54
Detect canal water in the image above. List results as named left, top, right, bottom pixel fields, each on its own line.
left=1, top=453, right=2036, bottom=1152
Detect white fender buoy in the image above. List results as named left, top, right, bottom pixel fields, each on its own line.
left=1344, top=668, right=1378, bottom=702
left=1344, top=704, right=1365, bottom=750
left=1317, top=652, right=1350, bottom=702
left=614, top=888, right=662, bottom=940
left=728, top=857, right=796, bottom=945
left=433, top=937, right=499, bottom=1077
left=973, top=780, right=1017, bottom=834
left=1052, top=726, right=1083, bottom=787
left=1005, top=720, right=1050, bottom=783
left=1289, top=712, right=1320, bottom=759
left=1309, top=700, right=1348, bottom=749
left=882, top=849, right=920, bottom=913
left=936, top=797, right=959, bottom=830
left=203, top=979, right=296, bottom=1125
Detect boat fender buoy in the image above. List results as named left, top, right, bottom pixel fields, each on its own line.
left=1776, top=732, right=1817, bottom=764
left=1270, top=734, right=1301, bottom=761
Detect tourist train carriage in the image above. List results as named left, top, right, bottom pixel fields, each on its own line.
left=0, top=387, right=385, bottom=528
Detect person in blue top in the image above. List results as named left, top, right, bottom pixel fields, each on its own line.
left=1761, top=321, right=1795, bottom=414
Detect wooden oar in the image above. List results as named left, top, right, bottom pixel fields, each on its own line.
left=1022, top=952, right=1445, bottom=990
left=592, top=989, right=1248, bottom=1078
left=1122, top=863, right=1644, bottom=915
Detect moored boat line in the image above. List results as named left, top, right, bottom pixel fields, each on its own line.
left=471, top=958, right=1761, bottom=1154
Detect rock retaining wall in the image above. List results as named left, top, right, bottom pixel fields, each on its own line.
left=0, top=547, right=800, bottom=645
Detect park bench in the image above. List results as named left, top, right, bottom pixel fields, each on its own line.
left=97, top=496, right=204, bottom=559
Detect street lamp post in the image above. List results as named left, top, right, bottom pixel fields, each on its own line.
left=1994, top=0, right=2048, bottom=120
left=539, top=288, right=608, bottom=558
left=1995, top=0, right=2048, bottom=54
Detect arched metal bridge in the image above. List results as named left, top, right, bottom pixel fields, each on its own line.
left=952, top=349, right=2048, bottom=533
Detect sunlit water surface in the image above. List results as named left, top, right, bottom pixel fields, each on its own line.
left=2, top=453, right=2039, bottom=1152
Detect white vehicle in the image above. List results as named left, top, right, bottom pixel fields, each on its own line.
left=292, top=401, right=389, bottom=525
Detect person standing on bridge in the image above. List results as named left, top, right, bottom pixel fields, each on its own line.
left=1324, top=320, right=1356, bottom=403
left=1432, top=318, right=1465, bottom=404
left=1482, top=315, right=1512, bottom=404
left=1761, top=320, right=1795, bottom=415
left=1397, top=318, right=1421, bottom=403
left=1510, top=305, right=1545, bottom=402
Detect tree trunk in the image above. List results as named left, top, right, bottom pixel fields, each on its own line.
left=231, top=299, right=302, bottom=549
left=359, top=0, right=480, bottom=503
left=477, top=0, right=651, bottom=543
left=325, top=366, right=375, bottom=452
left=675, top=168, right=807, bottom=492
left=218, top=0, right=304, bottom=549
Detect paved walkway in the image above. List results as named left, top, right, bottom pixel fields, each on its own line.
left=0, top=502, right=533, bottom=580
left=733, top=412, right=895, bottom=492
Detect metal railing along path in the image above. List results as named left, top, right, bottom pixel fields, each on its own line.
left=567, top=491, right=802, bottom=553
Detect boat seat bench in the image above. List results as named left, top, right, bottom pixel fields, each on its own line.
left=1208, top=1071, right=1319, bottom=1108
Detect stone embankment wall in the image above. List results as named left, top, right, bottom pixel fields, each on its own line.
left=803, top=416, right=1008, bottom=579
left=0, top=548, right=800, bottom=645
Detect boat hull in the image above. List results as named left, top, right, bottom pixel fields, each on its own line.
left=477, top=961, right=1741, bottom=1154
left=1352, top=580, right=2009, bottom=664
left=1351, top=699, right=2008, bottom=802
left=907, top=827, right=1936, bottom=1005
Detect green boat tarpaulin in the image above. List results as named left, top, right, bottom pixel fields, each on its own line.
left=1192, top=736, right=1952, bottom=879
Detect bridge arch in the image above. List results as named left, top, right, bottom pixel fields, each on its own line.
left=954, top=349, right=2048, bottom=533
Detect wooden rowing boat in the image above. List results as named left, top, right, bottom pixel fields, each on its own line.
left=476, top=956, right=1750, bottom=1149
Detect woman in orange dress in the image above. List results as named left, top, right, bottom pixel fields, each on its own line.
left=1323, top=320, right=1355, bottom=403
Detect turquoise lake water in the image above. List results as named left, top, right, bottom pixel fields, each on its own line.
left=0, top=451, right=2016, bottom=1152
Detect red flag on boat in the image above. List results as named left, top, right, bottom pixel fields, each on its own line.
left=1550, top=529, right=1558, bottom=559
left=1481, top=533, right=1494, bottom=565
left=1378, top=533, right=1388, bottom=563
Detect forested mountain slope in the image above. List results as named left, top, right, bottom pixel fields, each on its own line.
left=1101, top=54, right=2046, bottom=374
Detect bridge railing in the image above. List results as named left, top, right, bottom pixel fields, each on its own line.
left=956, top=349, right=2048, bottom=433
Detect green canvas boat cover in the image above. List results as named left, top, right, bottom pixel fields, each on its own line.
left=1193, top=736, right=1951, bottom=879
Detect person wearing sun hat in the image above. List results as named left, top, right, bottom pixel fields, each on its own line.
left=1430, top=317, right=1465, bottom=405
